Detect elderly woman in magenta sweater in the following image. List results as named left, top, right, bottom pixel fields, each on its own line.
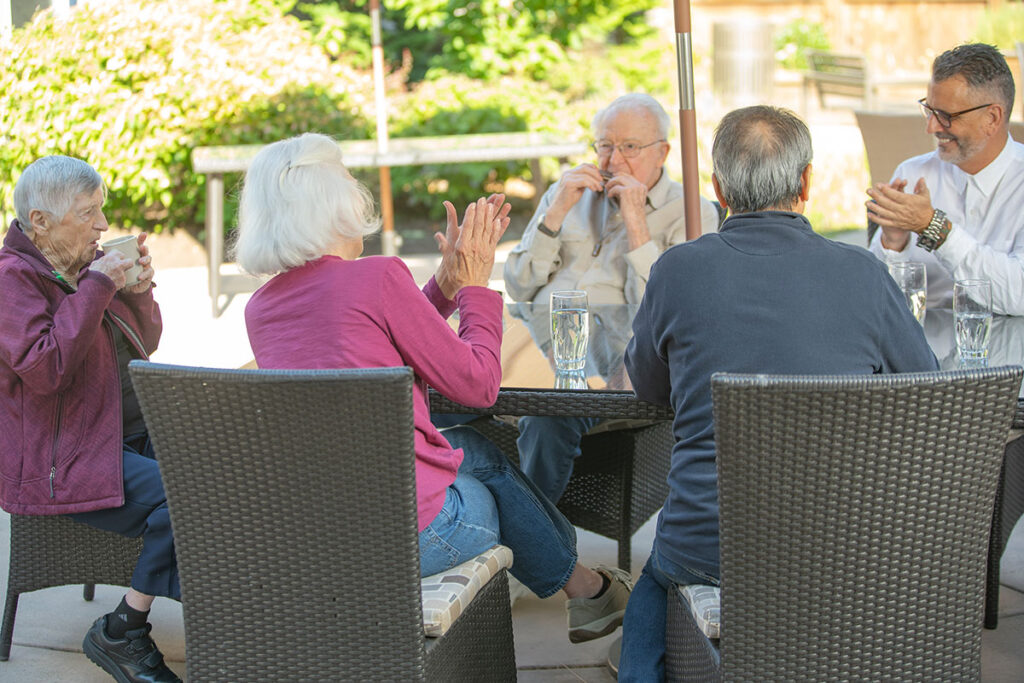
left=237, top=133, right=631, bottom=643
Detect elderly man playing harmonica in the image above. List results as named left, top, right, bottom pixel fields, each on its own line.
left=503, top=93, right=721, bottom=507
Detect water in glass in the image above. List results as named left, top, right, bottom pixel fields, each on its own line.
left=954, top=278, right=993, bottom=367
left=888, top=261, right=926, bottom=325
left=956, top=312, right=992, bottom=364
left=551, top=290, right=588, bottom=372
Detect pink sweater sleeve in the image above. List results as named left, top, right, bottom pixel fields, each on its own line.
left=381, top=260, right=503, bottom=407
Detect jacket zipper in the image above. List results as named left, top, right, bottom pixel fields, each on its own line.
left=108, top=312, right=148, bottom=359
left=50, top=394, right=64, bottom=498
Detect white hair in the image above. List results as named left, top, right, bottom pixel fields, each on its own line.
left=233, top=133, right=381, bottom=276
left=591, top=93, right=671, bottom=140
left=13, top=156, right=105, bottom=232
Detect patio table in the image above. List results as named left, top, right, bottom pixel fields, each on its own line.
left=428, top=302, right=1024, bottom=669
left=431, top=303, right=1024, bottom=427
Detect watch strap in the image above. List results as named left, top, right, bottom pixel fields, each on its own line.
left=536, top=213, right=561, bottom=238
left=916, top=209, right=949, bottom=252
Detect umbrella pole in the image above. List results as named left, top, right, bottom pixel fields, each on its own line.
left=673, top=0, right=702, bottom=241
left=370, top=0, right=399, bottom=255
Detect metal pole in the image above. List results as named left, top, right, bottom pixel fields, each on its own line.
left=370, top=0, right=399, bottom=256
left=673, top=0, right=702, bottom=241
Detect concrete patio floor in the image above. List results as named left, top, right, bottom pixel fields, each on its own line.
left=2, top=508, right=1023, bottom=681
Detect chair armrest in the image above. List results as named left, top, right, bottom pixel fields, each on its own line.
left=421, top=545, right=514, bottom=637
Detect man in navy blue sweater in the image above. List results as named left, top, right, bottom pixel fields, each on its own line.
left=617, top=105, right=939, bottom=681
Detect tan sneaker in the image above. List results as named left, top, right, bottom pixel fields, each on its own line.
left=566, top=565, right=633, bottom=643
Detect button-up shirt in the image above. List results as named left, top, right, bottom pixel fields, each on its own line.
left=503, top=168, right=720, bottom=307
left=870, top=135, right=1024, bottom=315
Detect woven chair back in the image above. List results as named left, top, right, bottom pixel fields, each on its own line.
left=130, top=362, right=422, bottom=681
left=711, top=366, right=1022, bottom=681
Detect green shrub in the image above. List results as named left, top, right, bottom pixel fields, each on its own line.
left=774, top=19, right=830, bottom=71
left=0, top=0, right=367, bottom=233
left=383, top=0, right=659, bottom=82
left=383, top=74, right=587, bottom=212
left=973, top=5, right=1024, bottom=52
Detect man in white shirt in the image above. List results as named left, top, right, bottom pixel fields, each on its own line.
left=867, top=43, right=1024, bottom=316
left=502, top=93, right=720, bottom=504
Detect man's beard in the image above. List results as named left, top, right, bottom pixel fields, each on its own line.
left=935, top=130, right=984, bottom=166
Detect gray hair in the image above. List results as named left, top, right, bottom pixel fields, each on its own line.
left=233, top=133, right=381, bottom=276
left=933, top=43, right=1015, bottom=124
left=712, top=106, right=812, bottom=214
left=13, top=156, right=105, bottom=232
left=591, top=93, right=671, bottom=140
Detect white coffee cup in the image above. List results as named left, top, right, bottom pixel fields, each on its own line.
left=100, top=235, right=143, bottom=286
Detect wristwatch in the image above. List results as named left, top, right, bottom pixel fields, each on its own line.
left=536, top=213, right=561, bottom=238
left=916, top=209, right=951, bottom=252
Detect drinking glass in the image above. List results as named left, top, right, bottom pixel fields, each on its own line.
left=888, top=261, right=927, bottom=325
left=550, top=290, right=589, bottom=372
left=554, top=370, right=587, bottom=390
left=954, top=278, right=992, bottom=367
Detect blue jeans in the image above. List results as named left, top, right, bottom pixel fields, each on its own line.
left=516, top=415, right=602, bottom=502
left=418, top=425, right=579, bottom=598
left=619, top=537, right=720, bottom=682
left=68, top=433, right=180, bottom=600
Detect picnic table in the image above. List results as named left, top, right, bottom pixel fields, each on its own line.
left=192, top=131, right=588, bottom=315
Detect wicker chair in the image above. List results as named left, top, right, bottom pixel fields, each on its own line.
left=453, top=416, right=672, bottom=571
left=987, top=433, right=1024, bottom=628
left=129, top=362, right=516, bottom=682
left=666, top=367, right=1023, bottom=682
left=1, top=515, right=142, bottom=661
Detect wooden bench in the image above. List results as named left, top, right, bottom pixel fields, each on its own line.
left=192, top=132, right=588, bottom=315
left=803, top=50, right=930, bottom=112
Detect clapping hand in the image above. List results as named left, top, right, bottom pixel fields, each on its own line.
left=434, top=194, right=512, bottom=299
left=866, top=178, right=935, bottom=251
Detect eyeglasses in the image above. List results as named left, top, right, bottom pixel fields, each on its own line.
left=917, top=98, right=992, bottom=129
left=591, top=139, right=665, bottom=159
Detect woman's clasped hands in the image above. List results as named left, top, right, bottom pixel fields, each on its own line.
left=435, top=194, right=512, bottom=299
left=90, top=233, right=155, bottom=294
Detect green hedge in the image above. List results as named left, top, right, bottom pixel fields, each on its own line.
left=0, top=0, right=367, bottom=233
left=379, top=74, right=588, bottom=212
left=2, top=0, right=673, bottom=235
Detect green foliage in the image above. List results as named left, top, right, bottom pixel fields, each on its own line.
left=973, top=5, right=1024, bottom=52
left=390, top=0, right=658, bottom=82
left=2, top=0, right=679, bottom=234
left=774, top=19, right=831, bottom=71
left=282, top=0, right=659, bottom=85
left=383, top=75, right=575, bottom=211
left=0, top=0, right=368, bottom=233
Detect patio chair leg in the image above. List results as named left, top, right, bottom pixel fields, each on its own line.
left=83, top=583, right=95, bottom=602
left=1, top=590, right=18, bottom=661
left=985, top=465, right=1005, bottom=630
left=618, top=537, right=631, bottom=574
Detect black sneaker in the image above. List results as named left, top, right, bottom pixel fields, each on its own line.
left=82, top=615, right=181, bottom=683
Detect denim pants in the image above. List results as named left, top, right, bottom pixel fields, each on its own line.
left=618, top=537, right=720, bottom=682
left=418, top=425, right=579, bottom=598
left=68, top=433, right=180, bottom=600
left=516, top=415, right=602, bottom=502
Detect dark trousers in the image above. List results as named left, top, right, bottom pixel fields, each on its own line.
left=68, top=433, right=180, bottom=600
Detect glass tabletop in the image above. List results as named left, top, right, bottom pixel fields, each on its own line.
left=496, top=303, right=1024, bottom=399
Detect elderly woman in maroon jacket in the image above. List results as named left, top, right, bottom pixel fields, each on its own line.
left=0, top=156, right=179, bottom=683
